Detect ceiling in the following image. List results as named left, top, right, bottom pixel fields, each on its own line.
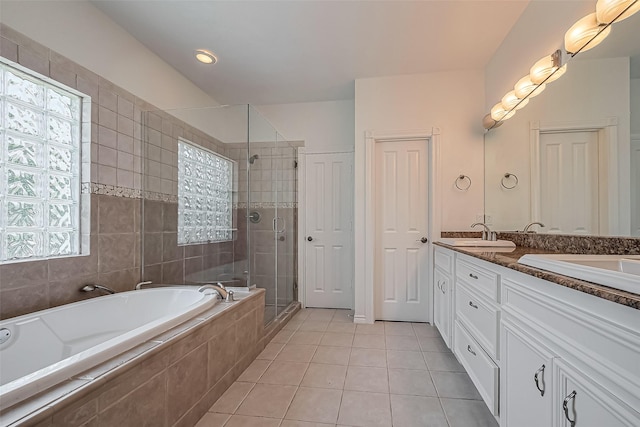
left=92, top=0, right=529, bottom=106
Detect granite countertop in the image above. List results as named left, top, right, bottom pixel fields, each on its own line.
left=434, top=242, right=640, bottom=310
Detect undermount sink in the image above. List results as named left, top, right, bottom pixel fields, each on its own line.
left=518, top=254, right=640, bottom=294
left=438, top=238, right=516, bottom=248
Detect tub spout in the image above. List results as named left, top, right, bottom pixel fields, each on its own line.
left=81, top=284, right=116, bottom=295
left=198, top=283, right=235, bottom=302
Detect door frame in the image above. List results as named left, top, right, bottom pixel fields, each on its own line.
left=356, top=128, right=441, bottom=324
left=297, top=148, right=355, bottom=309
left=632, top=134, right=640, bottom=237
left=530, top=118, right=626, bottom=235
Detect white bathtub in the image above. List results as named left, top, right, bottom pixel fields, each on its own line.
left=0, top=288, right=218, bottom=411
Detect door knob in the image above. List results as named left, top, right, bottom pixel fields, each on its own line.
left=420, top=237, right=428, bottom=243
left=307, top=236, right=313, bottom=241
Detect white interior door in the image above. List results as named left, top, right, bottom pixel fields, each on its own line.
left=539, top=131, right=599, bottom=235
left=631, top=136, right=640, bottom=237
left=374, top=139, right=429, bottom=322
left=304, top=152, right=353, bottom=309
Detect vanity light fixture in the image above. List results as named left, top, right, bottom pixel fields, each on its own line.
left=565, top=13, right=612, bottom=54
left=596, top=0, right=640, bottom=23
left=491, top=102, right=517, bottom=121
left=514, top=76, right=546, bottom=99
left=530, top=52, right=567, bottom=84
left=195, top=49, right=217, bottom=64
left=501, top=90, right=530, bottom=111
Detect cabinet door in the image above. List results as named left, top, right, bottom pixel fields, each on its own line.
left=434, top=268, right=451, bottom=346
left=500, top=319, right=555, bottom=427
left=554, top=360, right=640, bottom=427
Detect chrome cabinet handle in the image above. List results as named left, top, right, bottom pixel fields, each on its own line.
left=469, top=273, right=479, bottom=280
left=467, top=345, right=476, bottom=356
left=562, top=390, right=577, bottom=427
left=534, top=364, right=545, bottom=396
left=440, top=281, right=446, bottom=293
left=468, top=301, right=478, bottom=309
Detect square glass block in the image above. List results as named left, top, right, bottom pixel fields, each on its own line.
left=48, top=145, right=73, bottom=173
left=48, top=231, right=74, bottom=256
left=47, top=88, right=79, bottom=119
left=49, top=174, right=73, bottom=200
left=6, top=231, right=43, bottom=259
left=5, top=102, right=44, bottom=137
left=47, top=116, right=74, bottom=145
left=7, top=201, right=43, bottom=227
left=49, top=203, right=73, bottom=228
left=7, top=134, right=43, bottom=168
left=5, top=70, right=45, bottom=107
left=7, top=168, right=42, bottom=198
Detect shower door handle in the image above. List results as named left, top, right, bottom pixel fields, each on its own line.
left=273, top=217, right=286, bottom=233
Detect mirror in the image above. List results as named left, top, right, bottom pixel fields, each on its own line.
left=484, top=9, right=640, bottom=237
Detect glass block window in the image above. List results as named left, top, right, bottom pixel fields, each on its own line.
left=0, top=62, right=81, bottom=262
left=178, top=139, right=233, bottom=244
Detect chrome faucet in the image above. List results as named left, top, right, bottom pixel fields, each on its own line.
left=80, top=284, right=116, bottom=295
left=198, top=283, right=235, bottom=302
left=522, top=222, right=545, bottom=233
left=471, top=222, right=497, bottom=241
left=134, top=281, right=153, bottom=290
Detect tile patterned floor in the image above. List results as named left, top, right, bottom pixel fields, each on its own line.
left=196, top=309, right=498, bottom=427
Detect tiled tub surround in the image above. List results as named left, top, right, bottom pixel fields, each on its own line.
left=196, top=309, right=497, bottom=427
left=0, top=25, right=248, bottom=319
left=434, top=239, right=640, bottom=309
left=0, top=288, right=218, bottom=411
left=0, top=289, right=268, bottom=427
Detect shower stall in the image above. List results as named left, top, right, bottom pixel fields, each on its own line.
left=141, top=104, right=298, bottom=324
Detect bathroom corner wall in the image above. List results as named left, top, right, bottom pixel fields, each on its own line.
left=0, top=26, right=243, bottom=320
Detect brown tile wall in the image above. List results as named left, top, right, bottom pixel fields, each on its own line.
left=10, top=291, right=269, bottom=427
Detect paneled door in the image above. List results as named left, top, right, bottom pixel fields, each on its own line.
left=539, top=131, right=599, bottom=235
left=304, top=153, right=354, bottom=308
left=631, top=136, right=640, bottom=237
left=374, top=139, right=429, bottom=321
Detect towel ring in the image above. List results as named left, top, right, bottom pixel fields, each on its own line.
left=455, top=174, right=471, bottom=191
left=501, top=173, right=519, bottom=189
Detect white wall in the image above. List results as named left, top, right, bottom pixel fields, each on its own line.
left=485, top=57, right=631, bottom=234
left=0, top=0, right=221, bottom=132
left=353, top=70, right=485, bottom=322
left=256, top=100, right=355, bottom=153
left=632, top=79, right=640, bottom=135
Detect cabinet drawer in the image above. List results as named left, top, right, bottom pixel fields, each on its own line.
left=454, top=321, right=499, bottom=416
left=456, top=283, right=499, bottom=360
left=434, top=247, right=453, bottom=274
left=456, top=257, right=499, bottom=301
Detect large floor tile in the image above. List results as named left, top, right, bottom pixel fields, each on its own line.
left=337, top=391, right=392, bottom=427
left=326, top=322, right=356, bottom=333
left=312, top=346, right=351, bottom=365
left=280, top=421, right=334, bottom=427
left=258, top=361, right=309, bottom=386
left=306, top=309, right=336, bottom=321
left=355, top=322, right=385, bottom=335
left=440, top=398, right=499, bottom=427
left=385, top=334, right=420, bottom=351
left=195, top=413, right=230, bottom=427
left=210, top=382, right=255, bottom=414
left=275, top=344, right=317, bottom=363
left=271, top=329, right=295, bottom=344
left=388, top=369, right=437, bottom=396
left=285, top=387, right=343, bottom=424
left=224, top=415, right=282, bottom=427
left=235, top=383, right=297, bottom=418
left=431, top=371, right=483, bottom=399
left=256, top=342, right=285, bottom=361
left=238, top=359, right=272, bottom=382
left=418, top=336, right=451, bottom=352
left=352, top=334, right=386, bottom=349
left=412, top=323, right=441, bottom=337
left=386, top=350, right=427, bottom=370
left=289, top=331, right=324, bottom=345
left=282, top=319, right=303, bottom=331
left=300, top=363, right=347, bottom=389
left=344, top=366, right=389, bottom=393
left=298, top=320, right=330, bottom=332
left=383, top=322, right=415, bottom=336
left=331, top=310, right=354, bottom=323
left=390, top=394, right=448, bottom=427
left=423, top=351, right=465, bottom=372
left=349, top=348, right=387, bottom=367
left=320, top=332, right=354, bottom=347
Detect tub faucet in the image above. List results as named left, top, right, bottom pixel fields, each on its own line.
left=522, top=222, right=545, bottom=233
left=81, top=284, right=116, bottom=295
left=198, top=283, right=235, bottom=302
left=134, top=281, right=153, bottom=290
left=471, top=222, right=497, bottom=241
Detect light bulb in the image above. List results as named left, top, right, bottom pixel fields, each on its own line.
left=596, top=0, right=640, bottom=23
left=514, top=76, right=546, bottom=99
left=501, top=90, right=530, bottom=111
left=530, top=55, right=567, bottom=85
left=565, top=13, right=612, bottom=54
left=195, top=49, right=217, bottom=64
left=490, top=103, right=516, bottom=122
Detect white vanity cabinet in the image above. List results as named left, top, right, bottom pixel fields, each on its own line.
left=434, top=246, right=640, bottom=427
left=433, top=247, right=453, bottom=346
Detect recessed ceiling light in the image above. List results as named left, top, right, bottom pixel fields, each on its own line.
left=195, top=49, right=217, bottom=64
